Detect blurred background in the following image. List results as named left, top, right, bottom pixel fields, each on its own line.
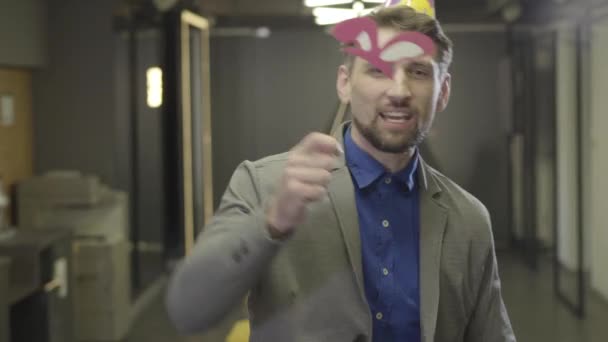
left=0, top=0, right=607, bottom=341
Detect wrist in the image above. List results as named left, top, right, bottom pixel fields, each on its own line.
left=266, top=215, right=292, bottom=240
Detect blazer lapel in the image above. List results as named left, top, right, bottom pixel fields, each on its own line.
left=327, top=123, right=368, bottom=306
left=418, top=161, right=448, bottom=342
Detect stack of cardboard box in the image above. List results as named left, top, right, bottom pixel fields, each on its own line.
left=17, top=172, right=132, bottom=341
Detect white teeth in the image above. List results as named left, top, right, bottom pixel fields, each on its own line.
left=382, top=112, right=409, bottom=119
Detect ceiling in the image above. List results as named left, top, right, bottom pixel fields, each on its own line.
left=193, top=0, right=508, bottom=25
left=194, top=0, right=492, bottom=15
left=126, top=0, right=608, bottom=29
left=131, top=0, right=608, bottom=28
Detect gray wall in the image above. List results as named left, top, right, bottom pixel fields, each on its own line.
left=210, top=29, right=343, bottom=205
left=0, top=0, right=47, bottom=67
left=30, top=9, right=513, bottom=246
left=32, top=1, right=164, bottom=245
left=210, top=29, right=512, bottom=246
left=33, top=0, right=118, bottom=185
left=426, top=31, right=511, bottom=246
left=114, top=31, right=165, bottom=244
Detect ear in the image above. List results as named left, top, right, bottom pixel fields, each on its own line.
left=436, top=72, right=451, bottom=112
left=337, top=64, right=352, bottom=104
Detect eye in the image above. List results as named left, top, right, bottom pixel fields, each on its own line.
left=408, top=66, right=432, bottom=79
left=367, top=67, right=386, bottom=77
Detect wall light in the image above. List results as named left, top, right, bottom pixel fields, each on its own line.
left=146, top=67, right=163, bottom=108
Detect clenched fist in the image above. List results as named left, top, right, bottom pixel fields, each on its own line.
left=266, top=133, right=343, bottom=239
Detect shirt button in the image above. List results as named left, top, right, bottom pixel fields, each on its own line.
left=384, top=177, right=392, bottom=184
left=382, top=268, right=389, bottom=276
left=382, top=220, right=390, bottom=228
left=376, top=312, right=383, bottom=320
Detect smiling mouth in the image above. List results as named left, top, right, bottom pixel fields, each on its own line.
left=379, top=111, right=414, bottom=123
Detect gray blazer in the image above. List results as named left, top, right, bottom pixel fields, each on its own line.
left=166, top=123, right=516, bottom=342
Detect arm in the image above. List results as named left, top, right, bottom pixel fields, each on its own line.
left=166, top=161, right=281, bottom=334
left=166, top=133, right=341, bottom=334
left=464, top=221, right=516, bottom=342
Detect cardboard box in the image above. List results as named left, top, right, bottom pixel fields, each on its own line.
left=17, top=172, right=103, bottom=207
left=18, top=190, right=128, bottom=243
left=72, top=239, right=131, bottom=341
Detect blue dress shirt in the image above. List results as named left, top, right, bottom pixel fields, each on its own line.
left=344, top=126, right=421, bottom=342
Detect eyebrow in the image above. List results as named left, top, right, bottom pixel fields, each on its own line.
left=407, top=61, right=433, bottom=69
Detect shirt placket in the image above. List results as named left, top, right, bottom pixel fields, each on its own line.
left=376, top=179, right=395, bottom=332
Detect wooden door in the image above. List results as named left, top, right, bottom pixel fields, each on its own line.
left=0, top=68, right=34, bottom=225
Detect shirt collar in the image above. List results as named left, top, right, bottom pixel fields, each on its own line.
left=344, top=124, right=419, bottom=191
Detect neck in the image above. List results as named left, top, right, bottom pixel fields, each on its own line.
left=350, top=125, right=416, bottom=173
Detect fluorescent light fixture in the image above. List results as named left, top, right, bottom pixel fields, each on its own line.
left=146, top=67, right=163, bottom=108
left=304, top=0, right=353, bottom=7
left=361, top=7, right=375, bottom=15
left=362, top=0, right=385, bottom=3
left=315, top=11, right=358, bottom=25
left=312, top=7, right=356, bottom=17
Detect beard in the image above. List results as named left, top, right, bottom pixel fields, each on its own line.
left=352, top=113, right=428, bottom=154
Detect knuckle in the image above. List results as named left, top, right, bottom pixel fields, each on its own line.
left=323, top=156, right=336, bottom=170
left=304, top=132, right=318, bottom=144
left=315, top=186, right=328, bottom=199
left=309, top=132, right=323, bottom=140
left=285, top=179, right=300, bottom=193
left=287, top=152, right=300, bottom=165
left=283, top=166, right=295, bottom=179
left=322, top=170, right=332, bottom=184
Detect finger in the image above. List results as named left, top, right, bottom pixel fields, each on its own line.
left=296, top=133, right=341, bottom=156
left=299, top=184, right=328, bottom=202
left=284, top=167, right=332, bottom=187
left=284, top=179, right=328, bottom=202
left=287, top=153, right=338, bottom=171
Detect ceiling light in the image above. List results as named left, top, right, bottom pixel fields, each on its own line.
left=362, top=0, right=385, bottom=3
left=315, top=12, right=358, bottom=25
left=304, top=0, right=354, bottom=7
left=361, top=8, right=375, bottom=15
left=352, top=1, right=365, bottom=11
left=309, top=0, right=377, bottom=26
left=313, top=7, right=357, bottom=17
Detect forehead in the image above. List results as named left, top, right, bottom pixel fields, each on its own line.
left=352, top=52, right=436, bottom=71
left=377, top=26, right=402, bottom=47
left=351, top=26, right=438, bottom=69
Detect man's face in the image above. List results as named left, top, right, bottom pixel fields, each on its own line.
left=337, top=27, right=451, bottom=154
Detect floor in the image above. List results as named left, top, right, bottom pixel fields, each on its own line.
left=498, top=252, right=608, bottom=342
left=125, top=251, right=608, bottom=342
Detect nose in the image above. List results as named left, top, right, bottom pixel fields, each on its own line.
left=386, top=68, right=411, bottom=107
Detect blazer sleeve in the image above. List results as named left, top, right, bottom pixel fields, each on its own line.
left=166, top=160, right=282, bottom=334
left=464, top=215, right=517, bottom=342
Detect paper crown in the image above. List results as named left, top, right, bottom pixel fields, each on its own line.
left=383, top=0, right=436, bottom=18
